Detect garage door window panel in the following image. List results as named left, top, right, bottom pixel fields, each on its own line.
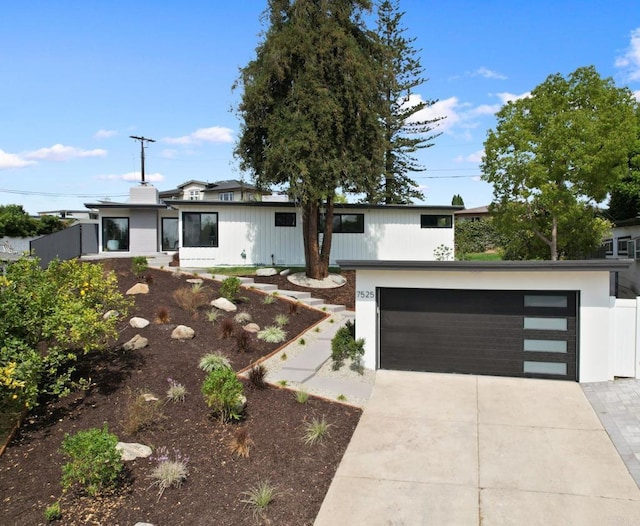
left=524, top=361, right=567, bottom=375
left=524, top=317, right=567, bottom=331
left=524, top=339, right=567, bottom=353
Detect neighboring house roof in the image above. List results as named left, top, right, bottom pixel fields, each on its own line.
left=176, top=179, right=209, bottom=189
left=159, top=179, right=267, bottom=200
left=454, top=205, right=490, bottom=217
left=167, top=200, right=462, bottom=211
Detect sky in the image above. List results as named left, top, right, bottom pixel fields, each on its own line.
left=1, top=1, right=639, bottom=215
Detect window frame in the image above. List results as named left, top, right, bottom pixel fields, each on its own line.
left=102, top=217, right=130, bottom=251
left=182, top=212, right=219, bottom=247
left=420, top=214, right=453, bottom=228
left=617, top=236, right=631, bottom=256
left=275, top=212, right=296, bottom=227
left=603, top=238, right=613, bottom=256
left=219, top=192, right=234, bottom=202
left=188, top=189, right=201, bottom=201
left=320, top=213, right=365, bottom=234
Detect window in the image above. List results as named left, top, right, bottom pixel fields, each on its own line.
left=162, top=218, right=179, bottom=251
left=421, top=214, right=453, bottom=228
left=319, top=213, right=364, bottom=233
left=617, top=236, right=631, bottom=256
left=188, top=189, right=201, bottom=201
left=219, top=192, right=234, bottom=201
left=603, top=239, right=613, bottom=256
left=183, top=212, right=218, bottom=247
left=275, top=212, right=296, bottom=227
left=102, top=217, right=129, bottom=251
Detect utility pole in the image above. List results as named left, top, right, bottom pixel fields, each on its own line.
left=129, top=135, right=156, bottom=184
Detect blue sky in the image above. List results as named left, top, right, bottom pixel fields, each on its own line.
left=1, top=0, right=639, bottom=214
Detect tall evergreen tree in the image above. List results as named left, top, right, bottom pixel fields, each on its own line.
left=234, top=0, right=384, bottom=279
left=367, top=0, right=442, bottom=204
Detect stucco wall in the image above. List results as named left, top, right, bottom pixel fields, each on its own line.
left=353, top=269, right=611, bottom=383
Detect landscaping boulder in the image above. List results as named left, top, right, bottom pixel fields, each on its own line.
left=116, top=442, right=152, bottom=461
left=171, top=325, right=195, bottom=340
left=123, top=334, right=149, bottom=351
left=280, top=268, right=291, bottom=276
left=103, top=309, right=120, bottom=320
left=130, top=317, right=150, bottom=329
left=211, top=297, right=237, bottom=312
left=256, top=267, right=278, bottom=277
left=126, top=283, right=149, bottom=295
left=186, top=278, right=203, bottom=284
left=142, top=393, right=159, bottom=402
left=244, top=323, right=260, bottom=333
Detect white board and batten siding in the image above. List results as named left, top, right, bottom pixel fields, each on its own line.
left=178, top=204, right=456, bottom=268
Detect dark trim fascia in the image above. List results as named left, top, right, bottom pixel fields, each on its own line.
left=337, top=259, right=634, bottom=272
left=84, top=202, right=169, bottom=210
left=169, top=200, right=462, bottom=211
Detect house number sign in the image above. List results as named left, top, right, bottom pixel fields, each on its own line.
left=356, top=290, right=375, bottom=300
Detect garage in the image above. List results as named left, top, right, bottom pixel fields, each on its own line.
left=379, top=288, right=577, bottom=380
left=339, top=259, right=632, bottom=383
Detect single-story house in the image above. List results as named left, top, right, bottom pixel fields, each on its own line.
left=340, top=259, right=634, bottom=384
left=85, top=182, right=462, bottom=267
left=604, top=218, right=640, bottom=296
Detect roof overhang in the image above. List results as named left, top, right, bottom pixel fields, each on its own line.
left=337, top=259, right=634, bottom=272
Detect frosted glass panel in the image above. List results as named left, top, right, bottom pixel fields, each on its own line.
left=524, top=339, right=567, bottom=353
left=524, top=295, right=567, bottom=308
left=524, top=317, right=567, bottom=331
left=524, top=361, right=567, bottom=375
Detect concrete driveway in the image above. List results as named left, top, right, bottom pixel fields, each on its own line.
left=315, top=371, right=640, bottom=526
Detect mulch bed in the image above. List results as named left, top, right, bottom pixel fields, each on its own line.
left=0, top=259, right=361, bottom=526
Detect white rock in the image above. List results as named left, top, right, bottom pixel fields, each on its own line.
left=243, top=323, right=260, bottom=333
left=142, top=393, right=159, bottom=402
left=103, top=310, right=120, bottom=320
left=134, top=523, right=155, bottom=526
left=211, top=297, right=237, bottom=312
left=126, top=283, right=149, bottom=295
left=186, top=278, right=203, bottom=284
left=130, top=317, right=150, bottom=328
left=116, top=442, right=152, bottom=461
left=123, top=334, right=149, bottom=351
left=171, top=325, right=195, bottom=340
left=256, top=267, right=278, bottom=276
left=279, top=268, right=291, bottom=276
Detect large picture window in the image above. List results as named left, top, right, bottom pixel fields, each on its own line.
left=275, top=212, right=296, bottom=227
left=183, top=212, right=218, bottom=247
left=102, top=217, right=129, bottom=251
left=421, top=214, right=453, bottom=228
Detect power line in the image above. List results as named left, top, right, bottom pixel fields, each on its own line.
left=0, top=188, right=128, bottom=198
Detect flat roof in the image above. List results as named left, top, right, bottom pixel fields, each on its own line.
left=168, top=200, right=462, bottom=211
left=337, top=259, right=633, bottom=272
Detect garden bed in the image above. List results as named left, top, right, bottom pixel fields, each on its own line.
left=0, top=259, right=361, bottom=525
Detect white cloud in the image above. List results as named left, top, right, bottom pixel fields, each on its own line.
left=634, top=90, right=640, bottom=101
left=0, top=149, right=36, bottom=169
left=495, top=91, right=531, bottom=104
left=615, top=27, right=640, bottom=81
left=163, top=126, right=234, bottom=145
left=25, top=144, right=107, bottom=161
left=160, top=149, right=179, bottom=159
left=405, top=95, right=463, bottom=132
left=471, top=104, right=501, bottom=116
left=454, top=150, right=485, bottom=164
left=96, top=171, right=164, bottom=182
left=473, top=67, right=507, bottom=80
left=94, top=129, right=118, bottom=139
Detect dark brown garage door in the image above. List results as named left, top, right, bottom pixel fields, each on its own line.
left=379, top=288, right=578, bottom=381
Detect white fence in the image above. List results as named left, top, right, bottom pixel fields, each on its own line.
left=610, top=297, right=640, bottom=378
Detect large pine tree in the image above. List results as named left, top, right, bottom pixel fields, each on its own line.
left=234, top=0, right=385, bottom=279
left=367, top=0, right=442, bottom=204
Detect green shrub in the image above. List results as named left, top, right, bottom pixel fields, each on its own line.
left=257, top=326, right=287, bottom=344
left=0, top=259, right=131, bottom=405
left=220, top=276, right=242, bottom=302
left=131, top=256, right=148, bottom=277
left=331, top=321, right=365, bottom=372
left=294, top=389, right=309, bottom=404
left=202, top=367, right=245, bottom=422
left=43, top=501, right=61, bottom=522
left=60, top=424, right=123, bottom=496
left=198, top=352, right=231, bottom=373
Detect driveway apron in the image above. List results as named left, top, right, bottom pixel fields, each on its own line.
left=314, top=371, right=640, bottom=526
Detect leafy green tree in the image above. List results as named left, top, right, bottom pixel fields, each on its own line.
left=366, top=0, right=442, bottom=204
left=235, top=0, right=385, bottom=279
left=454, top=218, right=501, bottom=259
left=0, top=204, right=37, bottom=237
left=36, top=214, right=66, bottom=235
left=481, top=66, right=637, bottom=260
left=451, top=194, right=464, bottom=206
left=608, top=106, right=640, bottom=221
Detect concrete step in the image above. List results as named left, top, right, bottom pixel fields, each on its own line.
left=247, top=283, right=278, bottom=292
left=277, top=290, right=312, bottom=300
left=299, top=297, right=324, bottom=307
left=318, top=304, right=345, bottom=313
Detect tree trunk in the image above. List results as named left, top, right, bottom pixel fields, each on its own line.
left=550, top=215, right=558, bottom=261
left=301, top=199, right=332, bottom=280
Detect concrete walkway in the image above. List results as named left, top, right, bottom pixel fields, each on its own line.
left=315, top=371, right=640, bottom=526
